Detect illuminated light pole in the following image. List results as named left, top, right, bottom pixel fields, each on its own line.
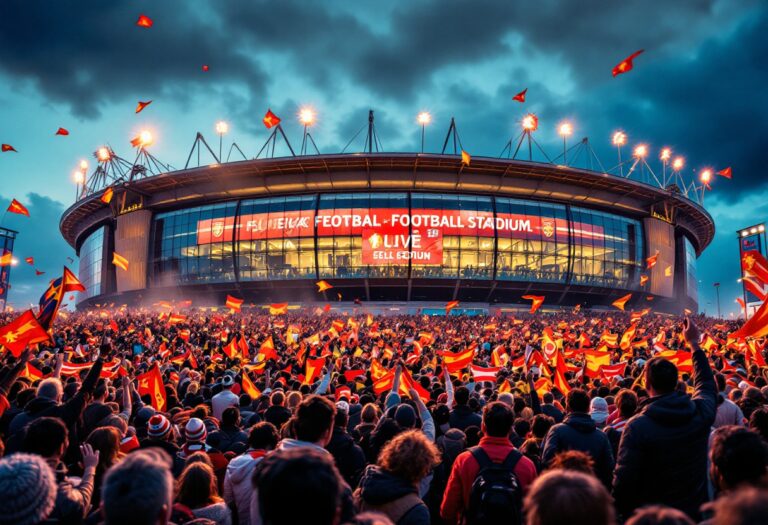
left=73, top=169, right=85, bottom=200
left=612, top=131, right=626, bottom=176
left=522, top=113, right=538, bottom=161
left=96, top=147, right=112, bottom=163
left=215, top=121, right=229, bottom=162
left=417, top=111, right=431, bottom=153
left=299, top=107, right=316, bottom=155
left=660, top=147, right=671, bottom=185
left=699, top=168, right=713, bottom=204
left=671, top=156, right=684, bottom=192
left=138, top=130, right=154, bottom=149
left=632, top=143, right=648, bottom=181
left=714, top=282, right=721, bottom=318
left=558, top=122, right=573, bottom=165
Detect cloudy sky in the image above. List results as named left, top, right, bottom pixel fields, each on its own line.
left=0, top=0, right=765, bottom=314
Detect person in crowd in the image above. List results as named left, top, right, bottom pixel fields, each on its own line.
left=327, top=400, right=367, bottom=487
left=223, top=422, right=279, bottom=525
left=540, top=389, right=615, bottom=487
left=708, top=487, right=768, bottom=525
left=539, top=392, right=564, bottom=423
left=212, top=375, right=239, bottom=421
left=709, top=426, right=768, bottom=495
left=355, top=429, right=440, bottom=524
left=613, top=318, right=717, bottom=521
left=523, top=470, right=615, bottom=525
left=262, top=390, right=291, bottom=430
left=548, top=450, right=596, bottom=476
left=448, top=386, right=481, bottom=431
left=175, top=462, right=232, bottom=524
left=624, top=506, right=695, bottom=525
left=0, top=452, right=58, bottom=525
left=140, top=413, right=185, bottom=477
left=589, top=397, right=609, bottom=429
left=207, top=407, right=248, bottom=454
left=84, top=426, right=125, bottom=509
left=749, top=407, right=768, bottom=442
left=21, top=416, right=100, bottom=524
left=714, top=374, right=746, bottom=428
left=102, top=448, right=174, bottom=525
left=604, top=389, right=638, bottom=457
left=441, top=401, right=538, bottom=524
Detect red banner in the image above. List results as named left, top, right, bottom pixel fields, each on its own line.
left=362, top=224, right=442, bottom=265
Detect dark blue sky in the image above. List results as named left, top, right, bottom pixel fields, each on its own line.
left=0, top=0, right=765, bottom=314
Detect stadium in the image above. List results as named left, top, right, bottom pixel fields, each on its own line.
left=59, top=116, right=714, bottom=314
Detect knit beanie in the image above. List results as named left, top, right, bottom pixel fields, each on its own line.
left=185, top=417, right=207, bottom=442
left=147, top=414, right=172, bottom=439
left=0, top=453, right=57, bottom=525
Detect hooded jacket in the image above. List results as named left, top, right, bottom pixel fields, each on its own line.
left=326, top=425, right=366, bottom=487
left=541, top=412, right=615, bottom=487
left=223, top=451, right=268, bottom=525
left=355, top=465, right=429, bottom=525
left=613, top=347, right=716, bottom=521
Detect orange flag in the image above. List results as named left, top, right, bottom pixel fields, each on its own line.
left=316, top=280, right=333, bottom=292
left=731, top=298, right=768, bottom=339
left=639, top=274, right=649, bottom=286
left=263, top=109, right=281, bottom=129
left=461, top=151, right=471, bottom=166
left=101, top=187, right=114, bottom=204
left=225, top=294, right=244, bottom=312
left=135, top=100, right=152, bottom=113
left=303, top=357, right=326, bottom=385
left=612, top=49, right=644, bottom=77
left=259, top=336, right=278, bottom=361
left=136, top=364, right=166, bottom=412
left=136, top=15, right=153, bottom=28
left=443, top=345, right=476, bottom=373
left=241, top=371, right=261, bottom=399
left=553, top=349, right=571, bottom=395
left=0, top=310, right=50, bottom=357
left=222, top=338, right=240, bottom=360
left=24, top=257, right=34, bottom=265
left=717, top=167, right=732, bottom=179
left=7, top=199, right=30, bottom=217
left=512, top=88, right=527, bottom=102
left=269, top=303, right=288, bottom=315
left=446, top=300, right=459, bottom=314
left=522, top=295, right=545, bottom=314
left=113, top=252, right=129, bottom=271
left=646, top=250, right=659, bottom=269
left=1, top=144, right=17, bottom=152
left=612, top=293, right=632, bottom=311
left=55, top=127, right=69, bottom=136
left=0, top=252, right=13, bottom=267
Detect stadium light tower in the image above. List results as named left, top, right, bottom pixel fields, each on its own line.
left=521, top=113, right=538, bottom=161
left=417, top=111, right=431, bottom=153
left=299, top=107, right=317, bottom=155
left=660, top=147, right=671, bottom=185
left=699, top=168, right=713, bottom=204
left=558, top=121, right=573, bottom=164
left=612, top=131, right=626, bottom=176
left=215, top=121, right=229, bottom=162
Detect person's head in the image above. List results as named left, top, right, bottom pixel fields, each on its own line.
left=361, top=403, right=380, bottom=424
left=524, top=470, right=615, bottom=525
left=616, top=389, right=639, bottom=419
left=102, top=448, right=174, bottom=525
left=286, top=390, right=303, bottom=410
left=254, top=448, right=343, bottom=525
left=86, top=426, right=123, bottom=470
left=454, top=386, right=470, bottom=406
left=644, top=357, right=679, bottom=396
left=542, top=392, right=554, bottom=404
left=531, top=414, right=555, bottom=439
left=709, top=487, right=768, bottom=525
left=749, top=408, right=768, bottom=442
left=378, top=429, right=441, bottom=486
left=0, top=453, right=57, bottom=525
left=36, top=378, right=63, bottom=403
left=549, top=450, right=595, bottom=475
left=147, top=414, right=173, bottom=441
left=481, top=401, right=515, bottom=438
left=294, top=395, right=336, bottom=445
left=270, top=390, right=285, bottom=407
left=222, top=407, right=241, bottom=427
left=589, top=397, right=609, bottom=425
left=221, top=375, right=235, bottom=390
left=248, top=422, right=279, bottom=451
left=184, top=418, right=207, bottom=444
left=184, top=451, right=213, bottom=469
left=176, top=462, right=220, bottom=509
left=710, top=426, right=768, bottom=492
left=625, top=505, right=694, bottom=525
left=565, top=389, right=590, bottom=414
left=22, top=416, right=68, bottom=459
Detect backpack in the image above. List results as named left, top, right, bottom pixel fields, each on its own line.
left=465, top=447, right=523, bottom=525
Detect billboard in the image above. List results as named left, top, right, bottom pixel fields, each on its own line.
left=737, top=224, right=767, bottom=311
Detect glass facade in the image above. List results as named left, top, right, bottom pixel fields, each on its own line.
left=150, top=192, right=645, bottom=290
left=78, top=226, right=105, bottom=299
left=684, top=237, right=698, bottom=302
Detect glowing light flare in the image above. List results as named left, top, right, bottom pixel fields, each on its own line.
left=660, top=148, right=671, bottom=161
left=139, top=130, right=154, bottom=147
left=73, top=170, right=85, bottom=184
left=633, top=144, right=648, bottom=158
left=417, top=111, right=432, bottom=125
left=672, top=156, right=684, bottom=171
left=522, top=113, right=538, bottom=131
left=97, top=147, right=112, bottom=162
left=299, top=107, right=316, bottom=126
left=612, top=131, right=626, bottom=146
left=760, top=225, right=766, bottom=232
left=558, top=122, right=573, bottom=136
left=699, top=168, right=713, bottom=186
left=79, top=160, right=88, bottom=171
left=215, top=121, right=229, bottom=134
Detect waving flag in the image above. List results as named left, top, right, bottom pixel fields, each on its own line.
left=612, top=293, right=632, bottom=311
left=612, top=49, right=644, bottom=77
left=446, top=300, right=460, bottom=314
left=303, top=357, right=326, bottom=385
left=101, top=187, right=114, bottom=204
left=136, top=14, right=153, bottom=28
left=443, top=345, right=476, bottom=373
left=0, top=310, right=50, bottom=357
left=553, top=349, right=571, bottom=395
left=259, top=336, right=278, bottom=361
left=600, top=361, right=627, bottom=380
left=470, top=364, right=500, bottom=382
left=522, top=295, right=545, bottom=314
left=135, top=100, right=152, bottom=113
left=646, top=250, right=660, bottom=269
left=7, top=198, right=30, bottom=216
left=168, top=313, right=187, bottom=325
left=241, top=371, right=261, bottom=399
left=743, top=275, right=768, bottom=301
left=24, top=257, right=34, bottom=265
left=461, top=150, right=471, bottom=166
left=316, top=280, right=333, bottom=292
left=55, top=127, right=69, bottom=136
left=584, top=350, right=612, bottom=378
left=731, top=298, right=768, bottom=340
left=742, top=250, right=768, bottom=285
left=222, top=338, right=240, bottom=360
left=37, top=267, right=85, bottom=330
left=717, top=167, right=732, bottom=179
left=263, top=109, right=281, bottom=129
left=540, top=327, right=559, bottom=361
left=512, top=88, right=527, bottom=102
left=113, top=252, right=129, bottom=271
left=269, top=302, right=288, bottom=315
left=225, top=295, right=244, bottom=312
left=1, top=144, right=17, bottom=152
left=0, top=252, right=12, bottom=267
left=639, top=274, right=649, bottom=286
left=137, top=364, right=166, bottom=412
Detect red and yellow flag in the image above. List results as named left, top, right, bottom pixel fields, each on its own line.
left=0, top=252, right=12, bottom=267
left=446, top=300, right=460, bottom=314
left=646, top=250, right=660, bottom=269
left=522, top=295, right=545, bottom=314
left=7, top=198, right=30, bottom=217
left=0, top=310, right=50, bottom=357
left=135, top=15, right=153, bottom=28
left=443, top=345, right=476, bottom=373
left=113, top=252, right=129, bottom=271
left=269, top=302, right=288, bottom=315
left=584, top=350, right=611, bottom=378
left=241, top=370, right=261, bottom=399
left=461, top=151, right=471, bottom=166
left=137, top=364, right=166, bottom=412
left=225, top=294, right=244, bottom=312
left=259, top=336, right=278, bottom=361
left=612, top=293, right=632, bottom=311
left=101, top=187, right=114, bottom=204
left=303, top=357, right=326, bottom=385
left=612, top=49, right=644, bottom=77
left=135, top=100, right=152, bottom=113
left=316, top=280, right=333, bottom=292
left=263, top=109, right=281, bottom=129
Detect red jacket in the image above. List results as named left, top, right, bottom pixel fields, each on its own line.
left=440, top=435, right=537, bottom=525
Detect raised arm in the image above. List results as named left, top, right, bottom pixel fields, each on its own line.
left=684, top=318, right=716, bottom=421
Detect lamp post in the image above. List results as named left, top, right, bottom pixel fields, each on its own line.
left=558, top=122, right=572, bottom=164
left=612, top=131, right=626, bottom=176
left=660, top=148, right=671, bottom=185
left=299, top=108, right=316, bottom=155
left=215, top=121, right=229, bottom=162
left=417, top=112, right=431, bottom=153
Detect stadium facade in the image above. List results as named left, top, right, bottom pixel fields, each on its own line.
left=60, top=153, right=714, bottom=313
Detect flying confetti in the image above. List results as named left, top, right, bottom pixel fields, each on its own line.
left=461, top=150, right=471, bottom=166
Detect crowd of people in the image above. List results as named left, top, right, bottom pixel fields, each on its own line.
left=0, top=306, right=767, bottom=525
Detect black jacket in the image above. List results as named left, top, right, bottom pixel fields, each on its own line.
left=541, top=412, right=615, bottom=487
left=613, top=348, right=716, bottom=521
left=327, top=426, right=367, bottom=487
left=448, top=405, right=481, bottom=432
left=354, top=465, right=430, bottom=525
left=207, top=425, right=248, bottom=454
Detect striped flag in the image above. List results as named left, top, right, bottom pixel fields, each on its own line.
left=225, top=295, right=244, bottom=312
left=470, top=364, right=500, bottom=382
left=112, top=252, right=129, bottom=271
